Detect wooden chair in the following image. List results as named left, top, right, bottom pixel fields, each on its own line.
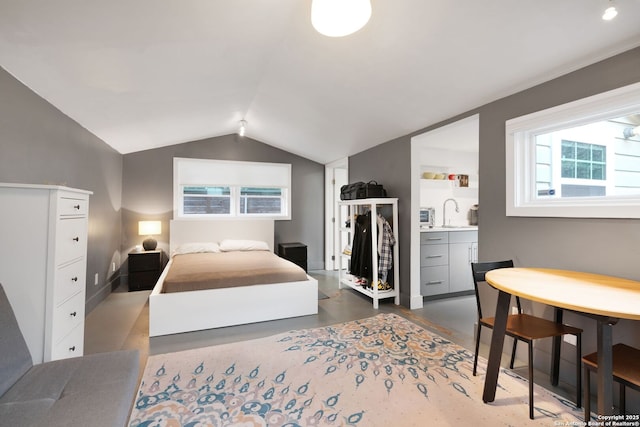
left=583, top=343, right=640, bottom=421
left=471, top=260, right=583, bottom=419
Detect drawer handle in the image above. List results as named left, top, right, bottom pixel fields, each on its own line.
left=70, top=311, right=77, bottom=317
left=426, top=280, right=444, bottom=285
left=73, top=204, right=81, bottom=210
left=69, top=346, right=76, bottom=352
left=72, top=237, right=79, bottom=242
left=71, top=277, right=78, bottom=282
left=427, top=237, right=443, bottom=241
left=426, top=255, right=443, bottom=258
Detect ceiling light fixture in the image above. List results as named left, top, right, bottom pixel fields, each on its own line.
left=602, top=2, right=618, bottom=20
left=238, top=119, right=247, bottom=137
left=311, top=0, right=372, bottom=37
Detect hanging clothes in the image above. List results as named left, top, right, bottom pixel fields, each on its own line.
left=377, top=214, right=395, bottom=283
left=350, top=211, right=373, bottom=280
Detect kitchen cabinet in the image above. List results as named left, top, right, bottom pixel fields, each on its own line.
left=448, top=231, right=478, bottom=293
left=420, top=229, right=477, bottom=297
left=420, top=232, right=449, bottom=296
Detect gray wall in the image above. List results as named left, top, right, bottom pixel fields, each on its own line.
left=349, top=46, right=640, bottom=403
left=0, top=66, right=124, bottom=313
left=348, top=137, right=412, bottom=306
left=474, top=47, right=640, bottom=386
left=121, top=134, right=324, bottom=279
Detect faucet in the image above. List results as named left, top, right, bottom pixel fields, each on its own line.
left=442, top=198, right=459, bottom=226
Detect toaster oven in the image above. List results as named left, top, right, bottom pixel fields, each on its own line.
left=420, top=207, right=435, bottom=228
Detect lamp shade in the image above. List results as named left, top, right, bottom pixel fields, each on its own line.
left=138, top=221, right=161, bottom=236
left=139, top=221, right=161, bottom=251
left=311, top=0, right=371, bottom=37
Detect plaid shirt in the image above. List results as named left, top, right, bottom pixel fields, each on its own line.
left=378, top=216, right=395, bottom=281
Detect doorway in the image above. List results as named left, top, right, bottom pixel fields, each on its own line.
left=324, top=158, right=348, bottom=270
left=409, top=114, right=479, bottom=309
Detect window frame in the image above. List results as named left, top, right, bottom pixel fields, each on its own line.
left=181, top=185, right=233, bottom=217
left=505, top=82, right=640, bottom=219
left=174, top=158, right=291, bottom=220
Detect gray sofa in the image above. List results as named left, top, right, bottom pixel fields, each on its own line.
left=0, top=283, right=140, bottom=427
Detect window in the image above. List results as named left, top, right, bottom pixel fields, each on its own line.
left=239, top=187, right=283, bottom=215
left=560, top=140, right=606, bottom=180
left=174, top=158, right=291, bottom=219
left=506, top=82, right=640, bottom=218
left=183, top=186, right=231, bottom=215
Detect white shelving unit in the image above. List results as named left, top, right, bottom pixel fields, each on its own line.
left=338, top=198, right=400, bottom=309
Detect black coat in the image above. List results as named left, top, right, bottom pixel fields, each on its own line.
left=350, top=211, right=373, bottom=280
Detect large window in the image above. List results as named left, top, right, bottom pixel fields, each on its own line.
left=506, top=82, right=640, bottom=218
left=174, top=158, right=291, bottom=219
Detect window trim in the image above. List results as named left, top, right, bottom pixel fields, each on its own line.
left=174, top=158, right=291, bottom=220
left=506, top=82, right=640, bottom=219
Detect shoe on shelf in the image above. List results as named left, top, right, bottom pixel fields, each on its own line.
left=374, top=280, right=392, bottom=291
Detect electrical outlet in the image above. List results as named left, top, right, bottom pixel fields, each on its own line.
left=563, top=334, right=577, bottom=346
left=94, top=273, right=99, bottom=286
left=112, top=262, right=116, bottom=272
left=511, top=307, right=518, bottom=315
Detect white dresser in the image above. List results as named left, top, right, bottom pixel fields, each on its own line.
left=0, top=183, right=92, bottom=364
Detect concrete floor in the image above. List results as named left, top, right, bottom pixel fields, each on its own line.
left=84, top=269, right=578, bottom=405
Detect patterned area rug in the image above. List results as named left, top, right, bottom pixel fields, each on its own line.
left=129, top=313, right=583, bottom=426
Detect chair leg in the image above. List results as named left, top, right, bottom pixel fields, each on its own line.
left=473, top=324, right=482, bottom=376
left=528, top=341, right=534, bottom=420
left=509, top=337, right=518, bottom=369
left=576, top=333, right=582, bottom=408
left=584, top=366, right=590, bottom=423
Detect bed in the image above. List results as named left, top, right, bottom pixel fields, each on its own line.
left=148, top=219, right=318, bottom=337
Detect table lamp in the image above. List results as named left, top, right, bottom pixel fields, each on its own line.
left=138, top=221, right=161, bottom=251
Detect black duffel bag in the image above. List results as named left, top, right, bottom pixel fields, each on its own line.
left=340, top=181, right=387, bottom=200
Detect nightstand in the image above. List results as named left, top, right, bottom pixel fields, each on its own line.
left=278, top=242, right=307, bottom=272
left=128, top=250, right=165, bottom=291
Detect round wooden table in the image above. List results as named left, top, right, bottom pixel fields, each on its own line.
left=483, top=268, right=640, bottom=416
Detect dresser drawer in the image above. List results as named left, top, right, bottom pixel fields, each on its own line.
left=51, top=323, right=84, bottom=360
left=420, top=244, right=448, bottom=267
left=54, top=259, right=85, bottom=305
left=128, top=251, right=162, bottom=272
left=55, top=218, right=88, bottom=264
left=52, top=292, right=85, bottom=344
left=58, top=195, right=89, bottom=217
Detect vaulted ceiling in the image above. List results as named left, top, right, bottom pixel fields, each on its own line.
left=1, top=0, right=639, bottom=164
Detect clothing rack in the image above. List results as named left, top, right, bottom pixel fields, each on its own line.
left=338, top=198, right=400, bottom=308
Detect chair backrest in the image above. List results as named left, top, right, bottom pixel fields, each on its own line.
left=0, top=282, right=33, bottom=396
left=471, top=260, right=515, bottom=320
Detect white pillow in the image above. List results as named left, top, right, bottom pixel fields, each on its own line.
left=172, top=242, right=220, bottom=257
left=219, top=239, right=270, bottom=252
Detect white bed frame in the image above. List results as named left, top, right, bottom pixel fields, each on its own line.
left=148, top=219, right=318, bottom=337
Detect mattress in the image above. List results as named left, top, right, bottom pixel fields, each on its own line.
left=162, top=250, right=309, bottom=293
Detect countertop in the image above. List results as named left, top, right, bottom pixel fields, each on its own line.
left=420, top=225, right=478, bottom=232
